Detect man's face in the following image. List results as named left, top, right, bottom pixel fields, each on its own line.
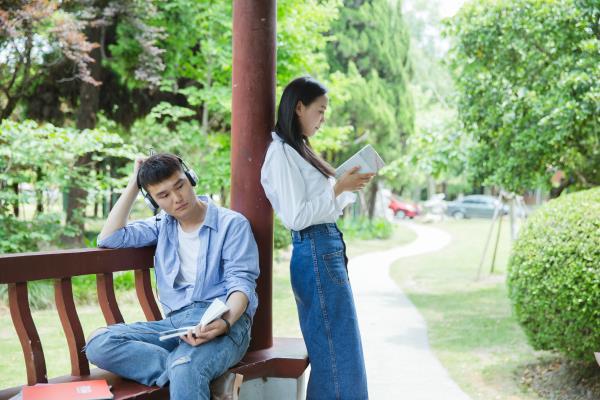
left=146, top=171, right=196, bottom=218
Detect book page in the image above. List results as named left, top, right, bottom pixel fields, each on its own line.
left=335, top=145, right=385, bottom=178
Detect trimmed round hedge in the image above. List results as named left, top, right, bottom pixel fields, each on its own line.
left=507, top=187, right=600, bottom=361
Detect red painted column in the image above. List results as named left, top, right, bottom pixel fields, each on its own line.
left=231, top=0, right=276, bottom=351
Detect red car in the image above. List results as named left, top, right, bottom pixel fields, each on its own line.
left=388, top=198, right=420, bottom=219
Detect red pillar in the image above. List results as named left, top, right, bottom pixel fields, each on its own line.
left=230, top=0, right=276, bottom=351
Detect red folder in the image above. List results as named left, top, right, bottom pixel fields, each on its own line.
left=22, top=379, right=113, bottom=400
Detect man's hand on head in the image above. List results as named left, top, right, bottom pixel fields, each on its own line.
left=180, top=319, right=229, bottom=347
left=133, top=157, right=146, bottom=176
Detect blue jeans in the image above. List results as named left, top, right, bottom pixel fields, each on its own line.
left=85, top=302, right=251, bottom=400
left=291, top=223, right=368, bottom=400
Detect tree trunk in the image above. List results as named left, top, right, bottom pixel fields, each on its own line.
left=201, top=71, right=212, bottom=134
left=219, top=185, right=229, bottom=208
left=35, top=167, right=44, bottom=214
left=366, top=177, right=378, bottom=219
left=64, top=23, right=103, bottom=246
left=549, top=175, right=574, bottom=199
left=12, top=182, right=19, bottom=217
left=427, top=176, right=435, bottom=200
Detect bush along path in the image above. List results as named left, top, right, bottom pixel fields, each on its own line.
left=508, top=187, right=600, bottom=362
left=348, top=221, right=471, bottom=400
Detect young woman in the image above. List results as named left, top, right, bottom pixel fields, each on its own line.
left=261, top=76, right=373, bottom=399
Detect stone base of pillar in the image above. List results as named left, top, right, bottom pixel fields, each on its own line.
left=239, top=369, right=308, bottom=400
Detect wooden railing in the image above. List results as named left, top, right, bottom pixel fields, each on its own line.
left=0, top=247, right=308, bottom=400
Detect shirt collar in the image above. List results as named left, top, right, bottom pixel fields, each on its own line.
left=162, top=195, right=218, bottom=231
left=201, top=196, right=218, bottom=231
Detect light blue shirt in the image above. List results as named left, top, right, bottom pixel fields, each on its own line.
left=98, top=196, right=260, bottom=319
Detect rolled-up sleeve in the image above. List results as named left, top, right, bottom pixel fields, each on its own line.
left=221, top=217, right=260, bottom=315
left=97, top=215, right=159, bottom=248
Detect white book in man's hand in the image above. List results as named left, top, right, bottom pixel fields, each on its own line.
left=335, top=144, right=385, bottom=179
left=198, top=298, right=230, bottom=327
left=158, top=299, right=230, bottom=341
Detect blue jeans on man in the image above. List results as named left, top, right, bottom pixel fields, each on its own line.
left=85, top=302, right=251, bottom=400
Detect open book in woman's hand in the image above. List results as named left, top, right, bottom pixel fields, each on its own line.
left=335, top=144, right=385, bottom=179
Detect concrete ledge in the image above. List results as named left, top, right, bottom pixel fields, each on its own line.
left=239, top=371, right=307, bottom=400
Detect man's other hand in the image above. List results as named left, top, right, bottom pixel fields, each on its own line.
left=180, top=319, right=228, bottom=347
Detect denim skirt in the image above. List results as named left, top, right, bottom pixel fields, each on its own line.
left=291, top=223, right=368, bottom=400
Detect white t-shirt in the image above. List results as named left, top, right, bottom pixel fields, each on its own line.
left=176, top=222, right=202, bottom=286
left=260, top=132, right=356, bottom=231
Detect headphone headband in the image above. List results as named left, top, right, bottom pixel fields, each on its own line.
left=137, top=154, right=197, bottom=213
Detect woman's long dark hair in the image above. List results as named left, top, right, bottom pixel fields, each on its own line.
left=274, top=76, right=335, bottom=177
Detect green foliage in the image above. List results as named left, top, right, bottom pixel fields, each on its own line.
left=0, top=119, right=136, bottom=251
left=71, top=271, right=135, bottom=304
left=129, top=102, right=231, bottom=201
left=380, top=0, right=476, bottom=198
left=276, top=0, right=341, bottom=85
left=0, top=214, right=61, bottom=254
left=2, top=0, right=418, bottom=250
left=114, top=0, right=345, bottom=205
left=273, top=217, right=291, bottom=250
left=507, top=187, right=600, bottom=361
left=446, top=0, right=600, bottom=192
left=325, top=0, right=415, bottom=198
left=338, top=216, right=393, bottom=240
left=0, top=271, right=138, bottom=310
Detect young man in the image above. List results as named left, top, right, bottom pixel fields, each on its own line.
left=85, top=153, right=259, bottom=400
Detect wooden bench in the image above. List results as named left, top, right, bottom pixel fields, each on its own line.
left=0, top=247, right=308, bottom=399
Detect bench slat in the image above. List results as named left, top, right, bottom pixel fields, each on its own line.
left=8, top=282, right=47, bottom=385
left=97, top=273, right=125, bottom=325
left=54, top=277, right=90, bottom=376
left=134, top=269, right=162, bottom=321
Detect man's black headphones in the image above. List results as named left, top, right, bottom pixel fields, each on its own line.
left=136, top=156, right=199, bottom=213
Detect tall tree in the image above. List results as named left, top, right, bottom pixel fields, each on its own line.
left=446, top=0, right=599, bottom=196
left=326, top=0, right=414, bottom=216
left=62, top=1, right=165, bottom=244
left=401, top=0, right=469, bottom=199
left=0, top=1, right=99, bottom=120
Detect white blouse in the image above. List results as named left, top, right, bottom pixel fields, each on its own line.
left=261, top=132, right=356, bottom=231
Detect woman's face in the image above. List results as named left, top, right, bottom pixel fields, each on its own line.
left=296, top=94, right=328, bottom=138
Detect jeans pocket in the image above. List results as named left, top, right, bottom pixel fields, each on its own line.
left=227, top=314, right=251, bottom=348
left=322, top=249, right=349, bottom=286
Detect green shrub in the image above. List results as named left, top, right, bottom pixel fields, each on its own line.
left=0, top=213, right=62, bottom=254
left=0, top=280, right=55, bottom=309
left=507, top=187, right=600, bottom=361
left=272, top=216, right=393, bottom=248
left=273, top=217, right=291, bottom=250
left=1, top=272, right=137, bottom=310
left=338, top=216, right=393, bottom=240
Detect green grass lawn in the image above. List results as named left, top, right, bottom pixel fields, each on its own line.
left=0, top=222, right=415, bottom=388
left=390, top=218, right=546, bottom=400
left=272, top=222, right=417, bottom=338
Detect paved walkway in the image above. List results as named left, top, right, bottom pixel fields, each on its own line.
left=349, top=221, right=471, bottom=400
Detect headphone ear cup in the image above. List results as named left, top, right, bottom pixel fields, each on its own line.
left=186, top=169, right=198, bottom=187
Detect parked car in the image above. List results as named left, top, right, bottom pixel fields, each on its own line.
left=388, top=197, right=420, bottom=219
left=446, top=195, right=508, bottom=219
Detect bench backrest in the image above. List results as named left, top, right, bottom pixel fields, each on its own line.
left=0, top=247, right=160, bottom=385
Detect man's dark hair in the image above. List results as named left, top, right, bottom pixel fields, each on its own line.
left=137, top=153, right=183, bottom=190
